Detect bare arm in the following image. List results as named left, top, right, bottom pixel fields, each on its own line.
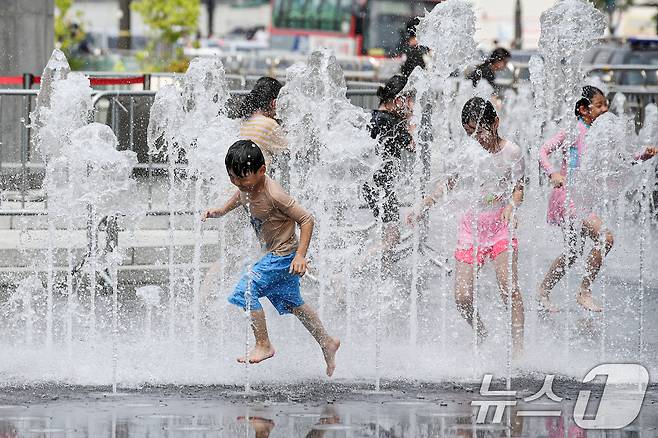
left=511, top=180, right=524, bottom=207
left=201, top=190, right=241, bottom=221
left=501, top=180, right=524, bottom=224
left=406, top=176, right=457, bottom=225
left=269, top=185, right=315, bottom=275
left=422, top=175, right=458, bottom=211
left=634, top=146, right=658, bottom=163
left=539, top=130, right=567, bottom=176
left=296, top=220, right=314, bottom=259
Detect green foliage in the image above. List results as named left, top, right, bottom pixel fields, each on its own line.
left=131, top=0, right=200, bottom=72
left=54, top=0, right=87, bottom=68
left=591, top=0, right=634, bottom=12
left=591, top=0, right=635, bottom=35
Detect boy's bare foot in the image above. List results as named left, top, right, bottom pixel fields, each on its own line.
left=322, top=337, right=340, bottom=377
left=237, top=344, right=276, bottom=364
left=538, top=293, right=560, bottom=313
left=577, top=290, right=602, bottom=312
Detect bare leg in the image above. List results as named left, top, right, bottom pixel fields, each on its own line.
left=493, top=247, right=525, bottom=357
left=237, top=309, right=276, bottom=364
left=291, top=304, right=341, bottom=377
left=577, top=215, right=613, bottom=312
left=538, top=223, right=584, bottom=312
left=454, top=261, right=487, bottom=342
left=381, top=222, right=400, bottom=279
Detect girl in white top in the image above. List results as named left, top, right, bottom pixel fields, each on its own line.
left=409, top=97, right=525, bottom=356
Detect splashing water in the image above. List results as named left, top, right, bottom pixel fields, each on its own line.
left=573, top=112, right=641, bottom=221
left=416, top=0, right=477, bottom=79
left=33, top=72, right=92, bottom=162
left=533, top=0, right=606, bottom=127
left=0, top=4, right=657, bottom=389
left=278, top=50, right=378, bottom=334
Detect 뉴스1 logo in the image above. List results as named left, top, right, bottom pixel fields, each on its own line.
left=573, top=363, right=648, bottom=429
left=472, top=363, right=648, bottom=429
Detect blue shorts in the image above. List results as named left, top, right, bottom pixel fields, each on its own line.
left=229, top=252, right=304, bottom=315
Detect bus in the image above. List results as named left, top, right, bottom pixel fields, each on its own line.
left=270, top=0, right=444, bottom=57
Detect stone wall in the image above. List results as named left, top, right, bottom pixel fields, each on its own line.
left=0, top=1, right=54, bottom=184
left=0, top=1, right=54, bottom=76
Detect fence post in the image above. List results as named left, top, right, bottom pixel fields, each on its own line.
left=144, top=73, right=151, bottom=91
left=22, top=73, right=33, bottom=90
left=105, top=215, right=119, bottom=254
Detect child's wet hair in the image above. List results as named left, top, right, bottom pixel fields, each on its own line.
left=461, top=97, right=497, bottom=129
left=489, top=47, right=511, bottom=63
left=405, top=17, right=420, bottom=39
left=225, top=140, right=265, bottom=178
left=574, top=86, right=605, bottom=117
left=377, top=75, right=408, bottom=105
left=240, top=76, right=283, bottom=118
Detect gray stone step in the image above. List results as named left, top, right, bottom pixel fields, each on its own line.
left=0, top=263, right=216, bottom=289
left=0, top=229, right=222, bottom=269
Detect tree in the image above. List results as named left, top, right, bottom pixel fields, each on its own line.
left=54, top=0, right=87, bottom=68
left=132, top=0, right=200, bottom=71
left=592, top=0, right=635, bottom=35
left=118, top=0, right=132, bottom=50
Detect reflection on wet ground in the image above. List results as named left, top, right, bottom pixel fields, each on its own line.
left=0, top=380, right=656, bottom=437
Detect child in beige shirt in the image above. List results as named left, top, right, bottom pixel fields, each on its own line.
left=202, top=140, right=340, bottom=377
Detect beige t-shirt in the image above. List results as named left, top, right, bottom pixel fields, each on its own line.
left=238, top=176, right=314, bottom=256
left=239, top=114, right=288, bottom=167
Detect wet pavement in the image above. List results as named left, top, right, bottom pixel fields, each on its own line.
left=0, top=379, right=656, bottom=437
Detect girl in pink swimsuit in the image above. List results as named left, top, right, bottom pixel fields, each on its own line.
left=411, top=97, right=525, bottom=355
left=538, top=86, right=657, bottom=313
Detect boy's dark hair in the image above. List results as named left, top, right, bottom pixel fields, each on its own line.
left=240, top=76, right=283, bottom=118
left=575, top=85, right=605, bottom=117
left=377, top=75, right=408, bottom=105
left=461, top=97, right=498, bottom=129
left=225, top=140, right=265, bottom=177
left=489, top=47, right=511, bottom=63
left=405, top=17, right=420, bottom=39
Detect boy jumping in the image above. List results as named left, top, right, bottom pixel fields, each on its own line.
left=202, top=140, right=340, bottom=377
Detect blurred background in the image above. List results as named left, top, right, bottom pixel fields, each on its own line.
left=1, top=0, right=657, bottom=77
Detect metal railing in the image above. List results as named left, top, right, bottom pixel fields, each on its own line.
left=187, top=51, right=399, bottom=83
left=498, top=63, right=658, bottom=90
left=586, top=64, right=658, bottom=88
left=0, top=89, right=39, bottom=210
left=0, top=88, right=380, bottom=214
left=2, top=70, right=656, bottom=215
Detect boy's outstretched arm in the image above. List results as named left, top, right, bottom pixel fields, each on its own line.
left=201, top=190, right=241, bottom=221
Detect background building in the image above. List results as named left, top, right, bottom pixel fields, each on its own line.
left=67, top=0, right=658, bottom=53
left=0, top=1, right=54, bottom=76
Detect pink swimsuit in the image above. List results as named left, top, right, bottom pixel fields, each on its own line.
left=539, top=120, right=589, bottom=225
left=454, top=140, right=524, bottom=266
